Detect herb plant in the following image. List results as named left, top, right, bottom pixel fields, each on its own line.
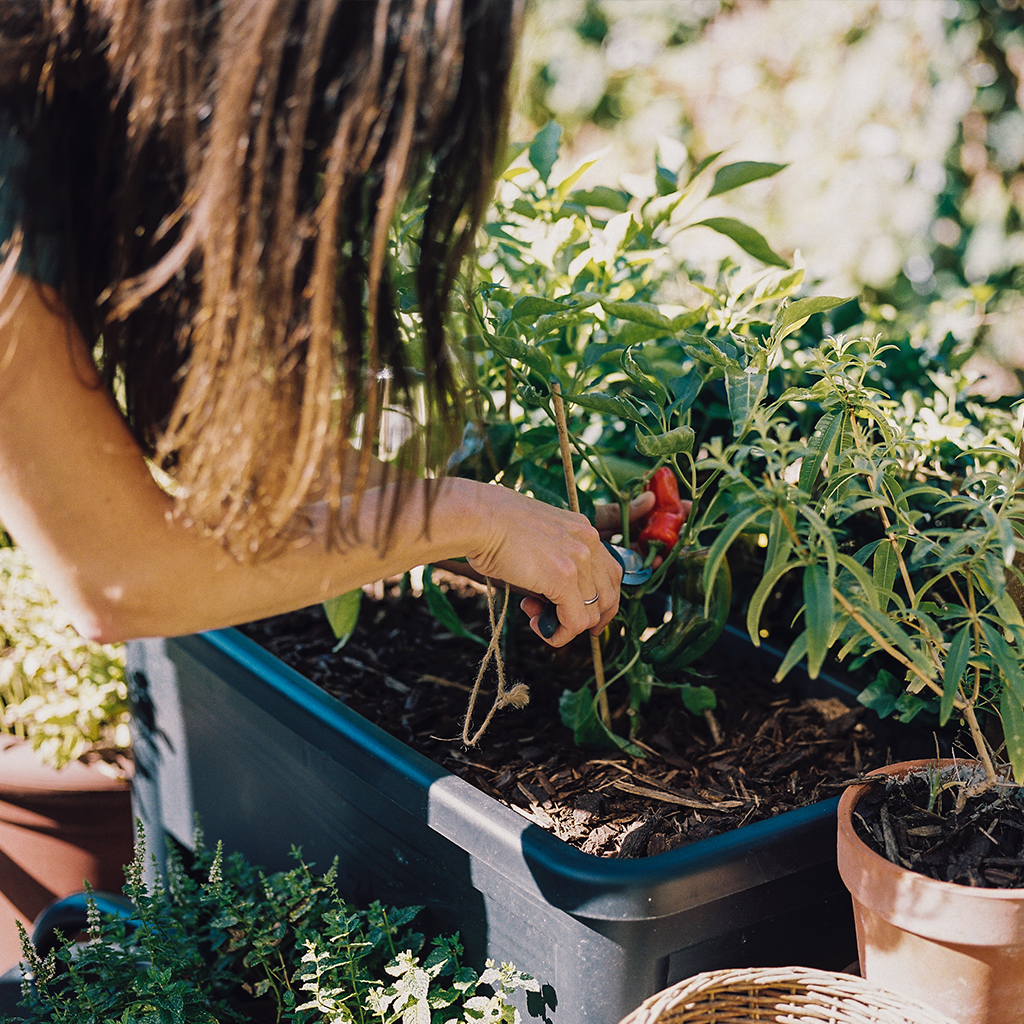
left=14, top=824, right=536, bottom=1024
left=710, top=334, right=1024, bottom=788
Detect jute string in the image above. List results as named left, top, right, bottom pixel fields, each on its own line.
left=462, top=580, right=529, bottom=747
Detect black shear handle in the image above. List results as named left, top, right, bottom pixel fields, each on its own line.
left=537, top=543, right=626, bottom=639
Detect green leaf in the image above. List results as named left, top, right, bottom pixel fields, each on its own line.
left=746, top=560, right=798, bottom=646
left=857, top=671, right=901, bottom=719
left=690, top=217, right=789, bottom=268
left=422, top=568, right=487, bottom=647
left=774, top=630, right=808, bottom=682
left=567, top=186, right=632, bottom=212
left=1001, top=681, right=1024, bottom=784
left=323, top=590, right=362, bottom=650
left=635, top=425, right=695, bottom=457
left=940, top=623, right=971, bottom=727
left=707, top=160, right=787, bottom=197
left=687, top=149, right=725, bottom=183
left=772, top=295, right=852, bottom=344
left=601, top=300, right=672, bottom=331
left=529, top=121, right=561, bottom=183
left=669, top=305, right=708, bottom=332
left=803, top=564, right=834, bottom=678
left=667, top=372, right=702, bottom=416
left=798, top=410, right=845, bottom=496
left=484, top=331, right=553, bottom=380
left=558, top=686, right=644, bottom=755
left=622, top=346, right=669, bottom=404
left=680, top=684, right=717, bottom=714
left=981, top=622, right=1024, bottom=703
left=510, top=296, right=564, bottom=323
left=725, top=370, right=768, bottom=436
left=702, top=504, right=765, bottom=615
left=564, top=390, right=646, bottom=425
left=872, top=541, right=899, bottom=611
left=552, top=156, right=602, bottom=206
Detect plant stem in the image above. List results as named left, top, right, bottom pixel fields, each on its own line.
left=963, top=700, right=999, bottom=786
left=551, top=381, right=611, bottom=727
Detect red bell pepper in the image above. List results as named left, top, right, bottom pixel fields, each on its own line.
left=638, top=467, right=687, bottom=551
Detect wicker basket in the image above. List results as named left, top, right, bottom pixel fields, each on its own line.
left=618, top=967, right=958, bottom=1024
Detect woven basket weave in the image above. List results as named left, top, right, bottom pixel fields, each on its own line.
left=618, top=967, right=958, bottom=1024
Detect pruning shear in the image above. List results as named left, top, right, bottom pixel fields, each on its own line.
left=537, top=542, right=652, bottom=639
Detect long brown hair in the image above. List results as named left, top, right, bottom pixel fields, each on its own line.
left=0, top=0, right=519, bottom=555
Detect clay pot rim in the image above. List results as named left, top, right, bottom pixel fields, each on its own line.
left=838, top=757, right=1024, bottom=902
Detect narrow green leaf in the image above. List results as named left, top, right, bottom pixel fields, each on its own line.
left=323, top=590, right=362, bottom=650
left=529, top=121, right=562, bottom=183
left=687, top=149, right=725, bottom=183
left=690, top=217, right=789, bottom=268
left=803, top=564, right=834, bottom=678
left=1001, top=682, right=1024, bottom=783
left=872, top=541, right=899, bottom=611
left=423, top=568, right=487, bottom=647
left=981, top=622, right=1024, bottom=703
left=940, top=623, right=972, bottom=726
left=747, top=560, right=798, bottom=646
left=669, top=305, right=708, bottom=332
left=702, top=505, right=765, bottom=616
left=798, top=410, right=844, bottom=496
left=635, top=425, right=695, bottom=457
left=707, top=160, right=787, bottom=197
left=835, top=552, right=879, bottom=610
left=552, top=156, right=602, bottom=206
left=774, top=630, right=808, bottom=682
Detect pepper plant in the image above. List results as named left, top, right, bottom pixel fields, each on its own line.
left=707, top=334, right=1024, bottom=786
left=445, top=123, right=849, bottom=752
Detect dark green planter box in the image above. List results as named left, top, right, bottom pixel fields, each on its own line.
left=128, top=627, right=863, bottom=1024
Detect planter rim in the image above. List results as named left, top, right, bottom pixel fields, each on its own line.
left=197, top=626, right=845, bottom=920
left=837, top=758, right=1024, bottom=946
left=0, top=738, right=130, bottom=798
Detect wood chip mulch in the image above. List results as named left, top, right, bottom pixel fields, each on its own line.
left=853, top=767, right=1024, bottom=888
left=240, top=576, right=892, bottom=859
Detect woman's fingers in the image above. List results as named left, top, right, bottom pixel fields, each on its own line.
left=466, top=487, right=625, bottom=647
left=593, top=491, right=656, bottom=539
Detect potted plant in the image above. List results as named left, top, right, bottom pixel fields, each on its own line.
left=0, top=543, right=134, bottom=971
left=719, top=334, right=1024, bottom=1023
left=127, top=136, right=905, bottom=1024
left=8, top=824, right=534, bottom=1024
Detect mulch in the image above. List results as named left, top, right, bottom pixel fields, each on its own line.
left=240, top=574, right=890, bottom=859
left=852, top=767, right=1024, bottom=888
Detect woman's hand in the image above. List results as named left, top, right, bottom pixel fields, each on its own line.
left=456, top=484, right=625, bottom=648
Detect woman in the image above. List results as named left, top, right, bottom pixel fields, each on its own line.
left=0, top=1, right=651, bottom=647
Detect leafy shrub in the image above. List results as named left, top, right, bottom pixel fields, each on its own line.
left=14, top=825, right=535, bottom=1024
left=0, top=546, right=129, bottom=770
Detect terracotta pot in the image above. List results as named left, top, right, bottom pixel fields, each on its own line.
left=837, top=759, right=1024, bottom=1024
left=0, top=739, right=134, bottom=969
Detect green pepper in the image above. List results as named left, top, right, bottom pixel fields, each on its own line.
left=639, top=549, right=731, bottom=669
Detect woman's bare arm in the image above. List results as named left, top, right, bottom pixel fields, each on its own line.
left=0, top=276, right=624, bottom=645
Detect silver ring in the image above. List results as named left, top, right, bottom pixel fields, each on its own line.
left=583, top=593, right=600, bottom=606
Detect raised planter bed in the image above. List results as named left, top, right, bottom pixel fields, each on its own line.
left=126, top=617, right=931, bottom=1024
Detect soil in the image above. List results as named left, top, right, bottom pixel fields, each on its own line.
left=852, top=766, right=1024, bottom=888
left=240, top=575, right=892, bottom=859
